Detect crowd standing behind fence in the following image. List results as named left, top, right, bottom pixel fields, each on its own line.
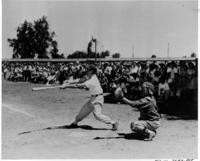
left=2, top=60, right=197, bottom=107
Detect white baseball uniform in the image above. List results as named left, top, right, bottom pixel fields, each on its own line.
left=75, top=74, right=115, bottom=125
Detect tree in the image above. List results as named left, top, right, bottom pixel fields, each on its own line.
left=8, top=16, right=63, bottom=59
left=87, top=38, right=97, bottom=58
left=50, top=41, right=62, bottom=58
left=190, top=52, right=196, bottom=58
left=112, top=53, right=120, bottom=58
left=87, top=40, right=93, bottom=55
left=151, top=54, right=157, bottom=58
left=8, top=20, right=35, bottom=58
left=100, top=50, right=110, bottom=58
left=33, top=16, right=52, bottom=58
left=60, top=53, right=65, bottom=59
left=67, top=51, right=87, bottom=59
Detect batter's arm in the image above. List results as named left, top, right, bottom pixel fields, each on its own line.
left=75, top=83, right=88, bottom=89
left=60, top=82, right=87, bottom=89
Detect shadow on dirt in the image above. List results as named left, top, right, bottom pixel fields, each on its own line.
left=18, top=124, right=111, bottom=135
left=161, top=114, right=197, bottom=120
left=94, top=132, right=146, bottom=141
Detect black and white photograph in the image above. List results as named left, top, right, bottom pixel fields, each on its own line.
left=1, top=0, right=198, bottom=159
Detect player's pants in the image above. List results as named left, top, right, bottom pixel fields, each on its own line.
left=130, top=120, right=161, bottom=135
left=75, top=99, right=115, bottom=125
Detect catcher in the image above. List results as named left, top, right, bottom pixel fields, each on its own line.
left=61, top=64, right=118, bottom=131
left=115, top=82, right=161, bottom=141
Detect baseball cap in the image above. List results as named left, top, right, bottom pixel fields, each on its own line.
left=88, top=64, right=97, bottom=74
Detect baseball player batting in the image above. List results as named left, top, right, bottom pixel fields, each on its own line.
left=60, top=64, right=118, bottom=131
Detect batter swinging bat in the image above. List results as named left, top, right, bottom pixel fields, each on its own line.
left=32, top=84, right=111, bottom=96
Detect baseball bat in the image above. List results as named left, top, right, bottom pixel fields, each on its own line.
left=32, top=84, right=78, bottom=91
left=32, top=85, right=63, bottom=91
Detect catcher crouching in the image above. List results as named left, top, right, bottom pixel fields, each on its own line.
left=115, top=82, right=161, bottom=141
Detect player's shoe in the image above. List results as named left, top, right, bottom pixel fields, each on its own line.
left=112, top=122, right=119, bottom=131
left=143, top=129, right=156, bottom=141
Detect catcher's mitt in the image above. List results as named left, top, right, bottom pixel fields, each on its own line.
left=114, top=87, right=124, bottom=100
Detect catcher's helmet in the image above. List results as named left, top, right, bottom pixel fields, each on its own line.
left=142, top=82, right=155, bottom=96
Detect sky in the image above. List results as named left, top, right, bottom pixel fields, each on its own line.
left=2, top=0, right=198, bottom=58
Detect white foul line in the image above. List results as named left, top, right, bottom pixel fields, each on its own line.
left=2, top=103, right=35, bottom=118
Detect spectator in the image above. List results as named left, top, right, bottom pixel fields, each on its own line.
left=158, top=76, right=170, bottom=103
left=2, top=59, right=197, bottom=107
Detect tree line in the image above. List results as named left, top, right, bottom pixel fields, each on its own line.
left=8, top=16, right=64, bottom=59
left=8, top=16, right=196, bottom=59
left=8, top=16, right=121, bottom=59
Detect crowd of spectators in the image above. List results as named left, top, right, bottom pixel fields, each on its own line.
left=2, top=60, right=197, bottom=106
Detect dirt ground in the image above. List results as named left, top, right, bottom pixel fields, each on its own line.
left=2, top=80, right=198, bottom=159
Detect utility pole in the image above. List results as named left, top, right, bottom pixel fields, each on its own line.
left=167, top=42, right=170, bottom=58
left=132, top=45, right=135, bottom=58
left=95, top=39, right=97, bottom=63
left=102, top=45, right=104, bottom=52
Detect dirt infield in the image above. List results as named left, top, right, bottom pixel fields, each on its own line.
left=2, top=80, right=198, bottom=159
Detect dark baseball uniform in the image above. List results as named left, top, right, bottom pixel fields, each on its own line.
left=130, top=96, right=161, bottom=133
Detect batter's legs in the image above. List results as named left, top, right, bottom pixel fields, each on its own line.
left=72, top=100, right=94, bottom=125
